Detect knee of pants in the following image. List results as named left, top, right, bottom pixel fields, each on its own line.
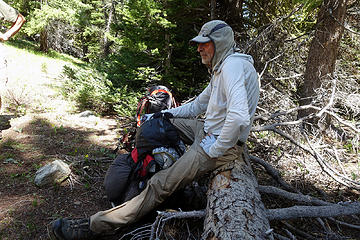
left=146, top=173, right=172, bottom=202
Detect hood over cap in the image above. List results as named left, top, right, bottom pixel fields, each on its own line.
left=190, top=20, right=239, bottom=72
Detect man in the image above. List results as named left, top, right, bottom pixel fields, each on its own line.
left=50, top=19, right=260, bottom=240
left=0, top=0, right=26, bottom=110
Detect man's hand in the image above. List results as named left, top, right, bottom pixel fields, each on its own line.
left=200, top=134, right=216, bottom=157
left=141, top=113, right=154, bottom=123
left=0, top=33, right=9, bottom=41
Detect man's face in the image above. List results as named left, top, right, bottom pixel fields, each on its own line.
left=197, top=41, right=215, bottom=67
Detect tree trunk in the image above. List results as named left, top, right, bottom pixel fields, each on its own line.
left=298, top=0, right=348, bottom=119
left=103, top=0, right=115, bottom=57
left=211, top=0, right=216, bottom=20
left=164, top=33, right=171, bottom=75
left=203, top=150, right=273, bottom=240
left=40, top=28, right=49, bottom=53
left=223, top=0, right=244, bottom=32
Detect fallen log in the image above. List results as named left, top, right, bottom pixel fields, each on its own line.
left=203, top=150, right=273, bottom=240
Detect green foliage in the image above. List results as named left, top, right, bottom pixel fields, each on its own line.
left=24, top=0, right=91, bottom=35
left=8, top=0, right=326, bottom=110
left=294, top=0, right=323, bottom=12
left=103, top=0, right=210, bottom=99
left=60, top=65, right=140, bottom=116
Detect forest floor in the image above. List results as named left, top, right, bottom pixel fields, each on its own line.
left=0, top=43, right=131, bottom=239
left=0, top=42, right=359, bottom=240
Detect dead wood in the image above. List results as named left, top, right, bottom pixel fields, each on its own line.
left=258, top=185, right=331, bottom=206
left=251, top=104, right=360, bottom=190
left=203, top=151, right=273, bottom=240
left=267, top=202, right=360, bottom=220
left=250, top=155, right=299, bottom=193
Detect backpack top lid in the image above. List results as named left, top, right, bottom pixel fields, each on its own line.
left=148, top=85, right=171, bottom=94
left=136, top=85, right=177, bottom=127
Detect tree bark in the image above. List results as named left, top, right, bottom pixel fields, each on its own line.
left=203, top=151, right=273, bottom=240
left=223, top=0, right=244, bottom=33
left=103, top=0, right=115, bottom=57
left=164, top=33, right=171, bottom=75
left=211, top=0, right=216, bottom=20
left=298, top=0, right=348, bottom=119
left=267, top=202, right=360, bottom=220
left=40, top=28, right=49, bottom=53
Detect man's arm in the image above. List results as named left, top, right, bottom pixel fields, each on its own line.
left=0, top=13, right=25, bottom=41
left=166, top=83, right=211, bottom=118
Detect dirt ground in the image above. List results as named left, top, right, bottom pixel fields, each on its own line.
left=0, top=45, right=127, bottom=239
left=0, top=45, right=199, bottom=240
left=0, top=112, right=123, bottom=239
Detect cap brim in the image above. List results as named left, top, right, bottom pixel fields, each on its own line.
left=189, top=35, right=211, bottom=44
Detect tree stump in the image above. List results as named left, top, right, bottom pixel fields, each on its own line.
left=203, top=150, right=273, bottom=240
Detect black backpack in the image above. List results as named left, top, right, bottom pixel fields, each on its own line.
left=116, top=86, right=177, bottom=153
left=135, top=112, right=183, bottom=160
left=106, top=94, right=182, bottom=206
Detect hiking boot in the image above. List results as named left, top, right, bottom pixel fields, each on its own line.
left=49, top=218, right=97, bottom=240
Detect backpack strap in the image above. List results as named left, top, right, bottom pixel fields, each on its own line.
left=136, top=96, right=149, bottom=127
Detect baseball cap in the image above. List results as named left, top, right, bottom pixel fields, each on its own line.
left=190, top=20, right=229, bottom=43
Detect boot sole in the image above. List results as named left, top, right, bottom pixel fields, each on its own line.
left=47, top=221, right=65, bottom=240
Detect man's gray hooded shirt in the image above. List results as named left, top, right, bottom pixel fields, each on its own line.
left=168, top=21, right=260, bottom=158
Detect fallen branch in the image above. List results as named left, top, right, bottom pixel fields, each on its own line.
left=258, top=185, right=331, bottom=206
left=250, top=155, right=299, bottom=193
left=315, top=77, right=337, bottom=118
left=281, top=221, right=317, bottom=240
left=283, top=228, right=296, bottom=240
left=253, top=104, right=360, bottom=133
left=328, top=217, right=360, bottom=230
left=304, top=133, right=360, bottom=189
left=251, top=105, right=360, bottom=190
left=149, top=210, right=206, bottom=240
left=267, top=202, right=360, bottom=220
left=156, top=209, right=206, bottom=220
left=329, top=7, right=360, bottom=35
left=119, top=224, right=152, bottom=240
left=258, top=54, right=283, bottom=82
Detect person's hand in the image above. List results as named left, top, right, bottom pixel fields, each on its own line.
left=0, top=33, right=9, bottom=41
left=200, top=134, right=216, bottom=157
left=141, top=113, right=154, bottom=123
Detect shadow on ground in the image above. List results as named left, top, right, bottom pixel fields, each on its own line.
left=0, top=116, right=118, bottom=239
left=0, top=114, right=14, bottom=131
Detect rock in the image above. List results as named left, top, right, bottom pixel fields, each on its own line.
left=34, top=160, right=71, bottom=187
left=3, top=158, right=19, bottom=164
left=78, top=110, right=95, bottom=118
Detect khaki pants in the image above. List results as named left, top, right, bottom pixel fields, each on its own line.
left=90, top=118, right=243, bottom=233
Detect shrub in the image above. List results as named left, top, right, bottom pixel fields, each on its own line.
left=60, top=65, right=140, bottom=116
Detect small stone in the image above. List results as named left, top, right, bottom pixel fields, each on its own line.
left=78, top=111, right=95, bottom=118
left=74, top=201, right=81, bottom=205
left=34, top=160, right=71, bottom=187
left=3, top=158, right=18, bottom=164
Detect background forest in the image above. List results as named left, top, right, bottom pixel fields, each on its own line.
left=5, top=0, right=357, bottom=117
left=1, top=0, right=360, bottom=239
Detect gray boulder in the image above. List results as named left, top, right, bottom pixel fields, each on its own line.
left=34, top=160, right=71, bottom=187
